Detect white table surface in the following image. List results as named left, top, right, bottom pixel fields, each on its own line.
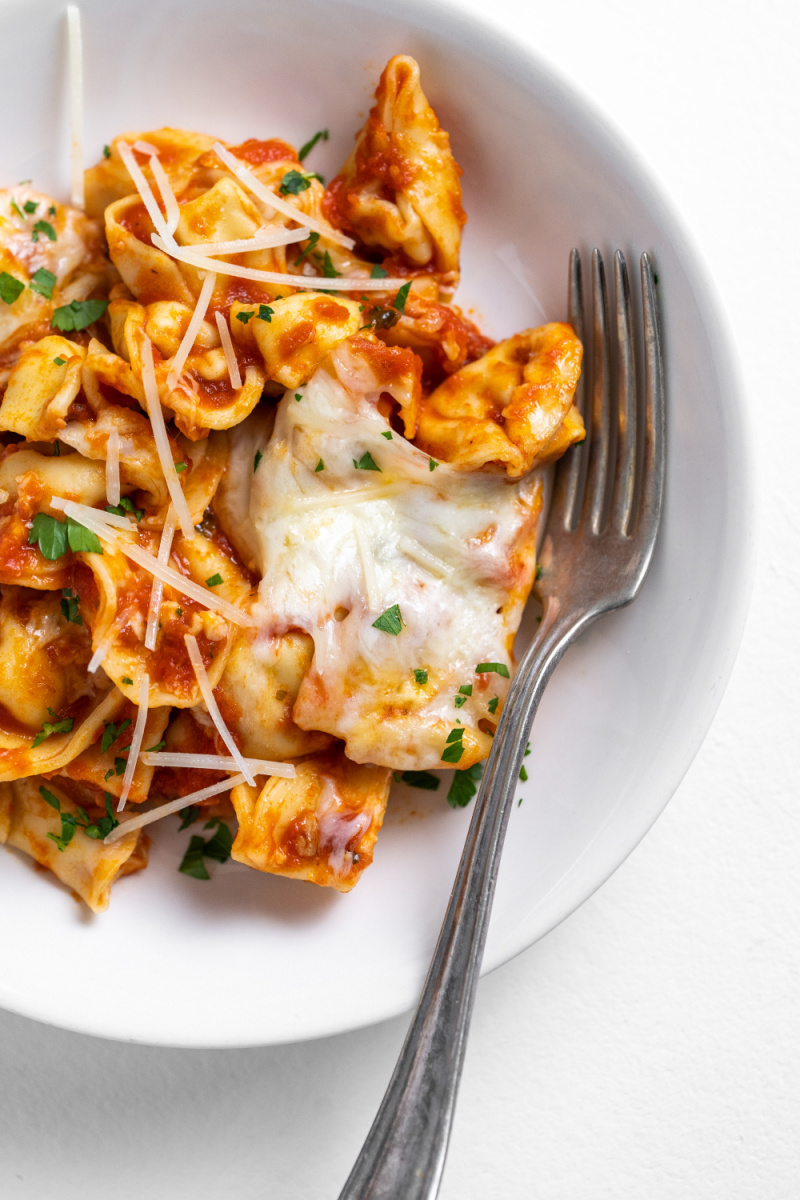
left=2, top=0, right=798, bottom=1196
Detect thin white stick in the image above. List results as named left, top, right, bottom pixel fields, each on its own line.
left=214, top=311, right=242, bottom=389
left=105, top=429, right=120, bottom=507
left=141, top=752, right=295, bottom=778
left=144, top=506, right=177, bottom=652
left=141, top=334, right=195, bottom=540
left=66, top=6, right=84, bottom=210
left=184, top=634, right=255, bottom=785
left=152, top=233, right=406, bottom=291
left=212, top=141, right=355, bottom=249
left=118, top=673, right=150, bottom=811
left=117, top=141, right=174, bottom=245
left=196, top=228, right=309, bottom=255
left=166, top=270, right=215, bottom=391
left=87, top=625, right=116, bottom=673
left=148, top=155, right=181, bottom=236
left=105, top=774, right=246, bottom=844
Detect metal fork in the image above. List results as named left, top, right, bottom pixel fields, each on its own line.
left=337, top=250, right=665, bottom=1200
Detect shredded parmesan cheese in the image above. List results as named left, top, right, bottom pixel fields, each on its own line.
left=140, top=752, right=296, bottom=778
left=397, top=536, right=454, bottom=578
left=151, top=233, right=407, bottom=292
left=66, top=6, right=84, bottom=210
left=214, top=312, right=242, bottom=389
left=148, top=155, right=181, bottom=236
left=49, top=496, right=256, bottom=627
left=117, top=141, right=175, bottom=245
left=144, top=506, right=177, bottom=652
left=353, top=521, right=379, bottom=611
left=118, top=673, right=150, bottom=811
left=184, top=634, right=256, bottom=785
left=105, top=429, right=120, bottom=507
left=212, top=141, right=355, bottom=250
left=197, top=228, right=310, bottom=255
left=87, top=624, right=116, bottom=674
left=105, top=774, right=245, bottom=844
left=165, top=269, right=215, bottom=391
left=140, top=334, right=195, bottom=540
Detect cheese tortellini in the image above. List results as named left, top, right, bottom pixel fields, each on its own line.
left=0, top=54, right=583, bottom=910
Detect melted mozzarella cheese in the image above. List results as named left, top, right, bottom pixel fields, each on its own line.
left=250, top=342, right=541, bottom=771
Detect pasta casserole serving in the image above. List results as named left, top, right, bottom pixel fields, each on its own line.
left=0, top=54, right=584, bottom=911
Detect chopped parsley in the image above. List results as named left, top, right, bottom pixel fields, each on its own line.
left=9, top=198, right=24, bottom=219
left=51, top=298, right=109, bottom=332
left=454, top=684, right=472, bottom=709
left=101, top=717, right=132, bottom=755
left=370, top=265, right=388, bottom=279
left=53, top=356, right=67, bottom=366
left=32, top=708, right=74, bottom=748
left=236, top=310, right=254, bottom=324
left=28, top=513, right=103, bottom=559
left=294, top=231, right=320, bottom=264
left=278, top=169, right=321, bottom=196
left=23, top=200, right=39, bottom=214
left=441, top=726, right=465, bottom=764
left=122, top=677, right=133, bottom=686
left=103, top=144, right=111, bottom=159
left=381, top=431, right=393, bottom=440
left=253, top=450, right=263, bottom=472
left=454, top=695, right=467, bottom=708
left=447, top=762, right=484, bottom=808
left=179, top=818, right=233, bottom=879
left=298, top=129, right=329, bottom=161
left=429, top=458, right=438, bottom=472
left=52, top=441, right=60, bottom=455
left=392, top=281, right=412, bottom=314
left=30, top=267, right=56, bottom=299
left=475, top=661, right=510, bottom=678
left=372, top=604, right=403, bottom=635
left=145, top=739, right=166, bottom=753
left=0, top=272, right=25, bottom=305
left=487, top=696, right=499, bottom=715
left=413, top=668, right=428, bottom=685
left=535, top=563, right=543, bottom=580
left=519, top=765, right=529, bottom=782
left=60, top=588, right=82, bottom=625
left=295, top=393, right=302, bottom=402
left=106, top=496, right=143, bottom=521
left=459, top=685, right=473, bottom=697
left=257, top=304, right=274, bottom=323
left=315, top=458, right=324, bottom=472
left=398, top=770, right=440, bottom=791
left=205, top=573, right=223, bottom=587
left=353, top=451, right=380, bottom=471
left=360, top=304, right=399, bottom=332
left=174, top=462, right=187, bottom=473
left=321, top=250, right=340, bottom=278
left=31, top=219, right=56, bottom=243
left=48, top=205, right=56, bottom=217
left=175, top=608, right=182, bottom=618
left=177, top=805, right=200, bottom=831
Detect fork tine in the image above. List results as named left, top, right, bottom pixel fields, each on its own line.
left=589, top=250, right=615, bottom=533
left=611, top=252, right=638, bottom=535
left=639, top=253, right=666, bottom=540
left=562, top=249, right=589, bottom=531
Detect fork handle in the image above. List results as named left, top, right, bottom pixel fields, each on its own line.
left=336, top=602, right=596, bottom=1200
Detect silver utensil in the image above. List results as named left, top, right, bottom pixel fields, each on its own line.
left=337, top=249, right=665, bottom=1200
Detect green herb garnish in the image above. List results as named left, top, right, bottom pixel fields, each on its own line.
left=101, top=717, right=132, bottom=756
left=122, top=676, right=133, bottom=686
left=235, top=310, right=254, bottom=323
left=372, top=604, right=403, bottom=635
left=103, top=144, right=111, bottom=159
left=257, top=304, right=274, bottom=322
left=315, top=458, right=324, bottom=472
left=106, top=496, right=143, bottom=521
left=381, top=431, right=393, bottom=439
left=32, top=708, right=74, bottom=748
left=31, top=219, right=56, bottom=243
left=298, top=129, right=329, bottom=161
left=413, top=668, right=428, bottom=685
left=60, top=588, right=82, bottom=625
left=145, top=739, right=166, bottom=753
left=205, top=573, right=223, bottom=587
left=399, top=770, right=440, bottom=791
left=519, top=765, right=529, bottom=782
left=294, top=231, right=320, bottom=264
left=353, top=451, right=380, bottom=472
left=53, top=356, right=67, bottom=366
left=174, top=462, right=187, bottom=473
left=475, top=661, right=510, bottom=678
left=30, top=267, right=56, bottom=299
left=321, top=250, right=340, bottom=278
left=253, top=450, right=263, bottom=472
left=447, top=762, right=484, bottom=808
left=178, top=805, right=200, bottom=831
left=0, top=272, right=25, bottom=305
left=487, top=696, right=499, bottom=715
left=392, top=281, right=412, bottom=314
left=278, top=169, right=321, bottom=196
left=51, top=298, right=109, bottom=332
left=370, top=265, right=388, bottom=279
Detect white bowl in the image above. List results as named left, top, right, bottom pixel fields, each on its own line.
left=0, top=0, right=753, bottom=1046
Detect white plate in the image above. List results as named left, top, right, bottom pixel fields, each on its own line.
left=0, top=0, right=753, bottom=1047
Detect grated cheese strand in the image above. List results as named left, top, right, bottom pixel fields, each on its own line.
left=49, top=496, right=255, bottom=627
left=118, top=673, right=150, bottom=811
left=212, top=141, right=355, bottom=249
left=140, top=752, right=296, bottom=778
left=87, top=624, right=116, bottom=674
left=144, top=506, right=177, bottom=652
left=196, top=227, right=310, bottom=255
left=66, top=6, right=84, bottom=210
left=104, top=774, right=246, bottom=844
left=184, top=634, right=255, bottom=785
left=149, top=156, right=181, bottom=236
left=214, top=311, right=242, bottom=389
left=397, top=536, right=454, bottom=579
left=117, top=141, right=175, bottom=245
left=140, top=334, right=195, bottom=540
left=105, top=429, right=121, bottom=507
left=152, top=233, right=407, bottom=291
left=165, top=269, right=215, bottom=391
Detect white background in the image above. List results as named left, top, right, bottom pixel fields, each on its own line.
left=1, top=0, right=798, bottom=1196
